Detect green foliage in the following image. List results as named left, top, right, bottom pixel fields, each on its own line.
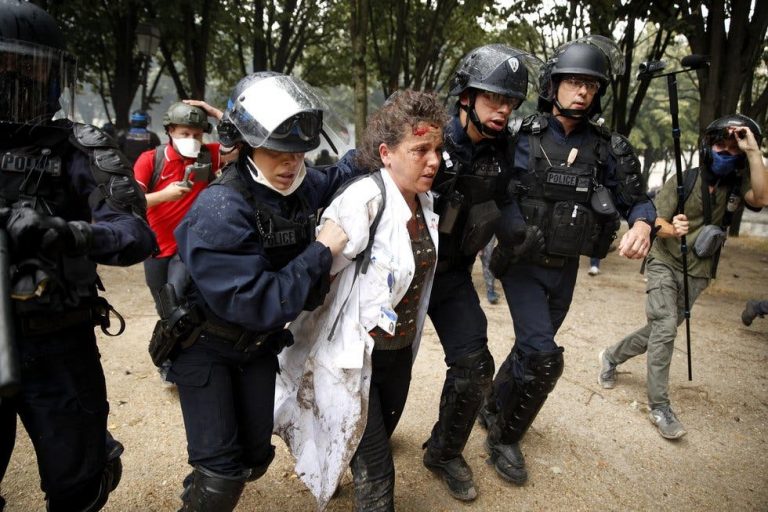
left=46, top=0, right=766, bottom=139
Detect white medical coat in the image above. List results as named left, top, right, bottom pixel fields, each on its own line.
left=273, top=168, right=439, bottom=510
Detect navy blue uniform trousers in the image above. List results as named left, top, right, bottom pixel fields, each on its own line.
left=0, top=324, right=108, bottom=503
left=499, top=259, right=578, bottom=379
left=427, top=268, right=488, bottom=364
left=168, top=334, right=278, bottom=478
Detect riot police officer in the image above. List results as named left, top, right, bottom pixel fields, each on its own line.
left=168, top=72, right=355, bottom=511
left=118, top=110, right=161, bottom=165
left=480, top=36, right=656, bottom=485
left=0, top=1, right=156, bottom=510
left=421, top=44, right=540, bottom=502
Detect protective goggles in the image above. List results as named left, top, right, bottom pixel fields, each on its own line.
left=271, top=111, right=322, bottom=141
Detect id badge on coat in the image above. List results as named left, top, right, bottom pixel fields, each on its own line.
left=377, top=306, right=398, bottom=335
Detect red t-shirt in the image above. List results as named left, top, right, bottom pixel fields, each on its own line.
left=134, top=142, right=221, bottom=257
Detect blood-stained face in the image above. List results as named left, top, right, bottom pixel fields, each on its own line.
left=379, top=122, right=443, bottom=196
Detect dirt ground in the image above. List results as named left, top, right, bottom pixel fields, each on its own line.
left=3, top=230, right=767, bottom=511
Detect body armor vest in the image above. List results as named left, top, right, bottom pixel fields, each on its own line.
left=216, top=166, right=316, bottom=270
left=188, top=165, right=325, bottom=333
left=121, top=129, right=156, bottom=164
left=0, top=123, right=111, bottom=313
left=433, top=135, right=513, bottom=268
left=517, top=115, right=619, bottom=259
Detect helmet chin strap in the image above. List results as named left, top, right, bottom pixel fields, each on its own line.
left=553, top=97, right=589, bottom=120
left=460, top=93, right=504, bottom=139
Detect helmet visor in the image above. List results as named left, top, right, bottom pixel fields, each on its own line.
left=0, top=39, right=76, bottom=124
left=229, top=75, right=350, bottom=152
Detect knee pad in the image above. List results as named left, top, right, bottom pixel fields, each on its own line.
left=428, top=348, right=495, bottom=458
left=524, top=348, right=564, bottom=396
left=490, top=348, right=564, bottom=445
left=450, top=348, right=495, bottom=394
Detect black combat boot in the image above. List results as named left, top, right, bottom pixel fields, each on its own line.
left=179, top=466, right=248, bottom=512
left=422, top=348, right=494, bottom=501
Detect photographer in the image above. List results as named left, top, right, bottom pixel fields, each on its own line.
left=598, top=114, right=768, bottom=439
left=134, top=102, right=225, bottom=318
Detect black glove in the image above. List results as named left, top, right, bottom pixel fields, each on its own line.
left=489, top=245, right=514, bottom=278
left=489, top=225, right=546, bottom=278
left=6, top=207, right=92, bottom=256
left=511, top=225, right=546, bottom=259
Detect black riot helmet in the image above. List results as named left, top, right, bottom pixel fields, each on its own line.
left=449, top=44, right=530, bottom=99
left=221, top=72, right=326, bottom=153
left=449, top=44, right=540, bottom=138
left=703, top=113, right=763, bottom=146
left=700, top=113, right=763, bottom=173
left=0, top=0, right=77, bottom=125
left=539, top=36, right=623, bottom=119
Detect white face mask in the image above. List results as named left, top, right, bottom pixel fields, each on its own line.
left=172, top=136, right=202, bottom=158
left=247, top=156, right=307, bottom=196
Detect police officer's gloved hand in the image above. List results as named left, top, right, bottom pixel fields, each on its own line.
left=6, top=207, right=92, bottom=257
left=489, top=245, right=514, bottom=278
left=511, top=226, right=546, bottom=260
left=489, top=225, right=546, bottom=278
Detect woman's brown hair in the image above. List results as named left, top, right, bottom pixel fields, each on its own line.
left=355, top=90, right=449, bottom=171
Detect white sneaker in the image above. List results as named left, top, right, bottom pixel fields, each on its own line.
left=588, top=266, right=600, bottom=276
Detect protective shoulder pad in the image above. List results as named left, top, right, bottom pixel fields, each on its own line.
left=71, top=123, right=119, bottom=150
left=520, top=114, right=547, bottom=135
left=586, top=119, right=612, bottom=140
left=71, top=124, right=147, bottom=218
left=609, top=133, right=634, bottom=157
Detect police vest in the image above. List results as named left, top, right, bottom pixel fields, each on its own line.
left=121, top=129, right=157, bottom=164
left=0, top=122, right=146, bottom=313
left=518, top=114, right=620, bottom=259
left=215, top=166, right=316, bottom=270
left=433, top=134, right=514, bottom=269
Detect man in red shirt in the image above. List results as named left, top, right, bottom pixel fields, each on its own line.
left=134, top=102, right=224, bottom=316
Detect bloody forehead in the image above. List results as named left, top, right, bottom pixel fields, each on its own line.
left=412, top=123, right=440, bottom=137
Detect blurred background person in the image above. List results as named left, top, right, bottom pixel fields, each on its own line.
left=118, top=110, right=161, bottom=165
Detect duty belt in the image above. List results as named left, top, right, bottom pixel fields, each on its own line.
left=530, top=253, right=571, bottom=269
left=15, top=298, right=125, bottom=338
left=201, top=321, right=293, bottom=354
left=18, top=308, right=95, bottom=337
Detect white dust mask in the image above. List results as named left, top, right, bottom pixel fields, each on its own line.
left=172, top=136, right=202, bottom=158
left=247, top=156, right=306, bottom=196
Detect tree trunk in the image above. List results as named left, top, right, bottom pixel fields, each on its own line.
left=350, top=0, right=368, bottom=148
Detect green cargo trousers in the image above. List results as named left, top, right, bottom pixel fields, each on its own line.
left=604, top=258, right=709, bottom=408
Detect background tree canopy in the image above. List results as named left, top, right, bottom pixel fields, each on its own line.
left=36, top=0, right=767, bottom=156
